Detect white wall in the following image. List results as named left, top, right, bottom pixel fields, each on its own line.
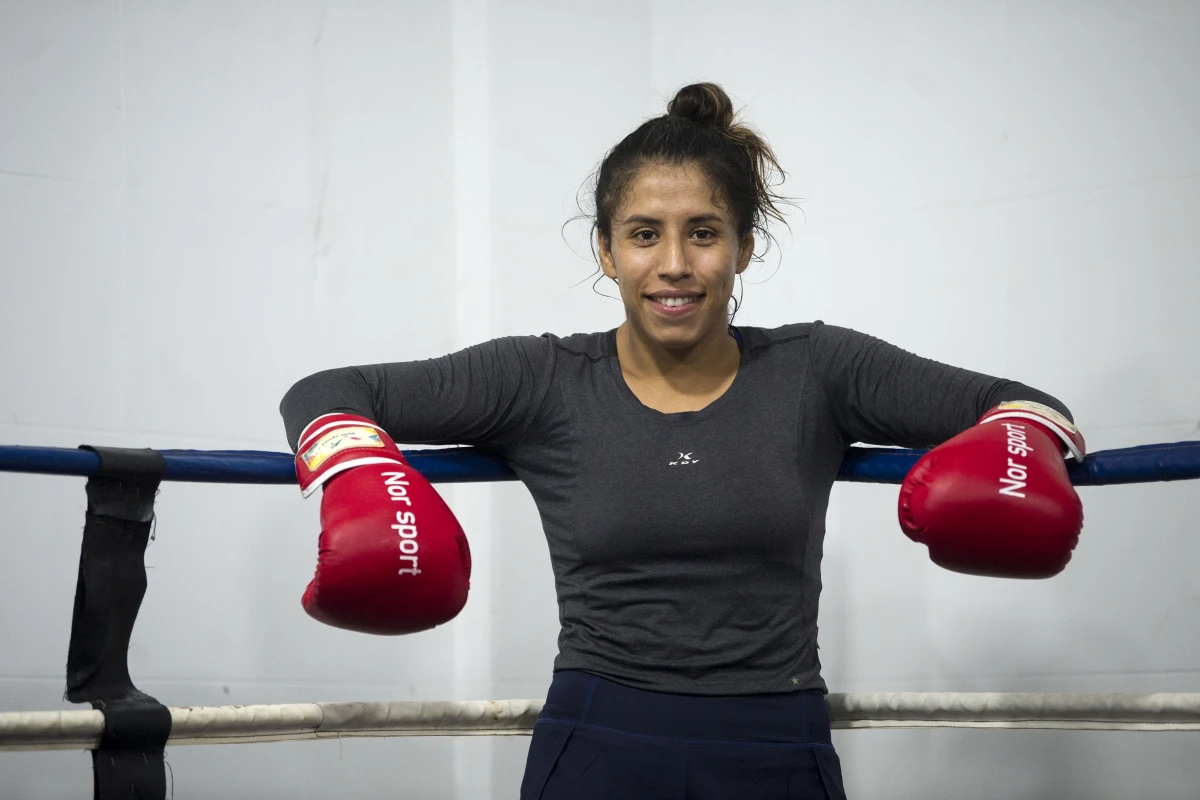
left=1, top=1, right=1197, bottom=798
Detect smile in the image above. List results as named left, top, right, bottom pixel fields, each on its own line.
left=652, top=296, right=699, bottom=307
left=647, top=293, right=703, bottom=311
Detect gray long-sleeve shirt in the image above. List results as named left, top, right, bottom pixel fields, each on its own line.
left=280, top=322, right=1070, bottom=695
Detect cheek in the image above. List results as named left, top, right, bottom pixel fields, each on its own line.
left=613, top=249, right=651, bottom=295
left=617, top=276, right=640, bottom=308
left=702, top=253, right=740, bottom=294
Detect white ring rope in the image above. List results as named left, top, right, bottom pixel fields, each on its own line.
left=0, top=700, right=543, bottom=752
left=2, top=693, right=1199, bottom=752
left=828, top=692, right=1200, bottom=731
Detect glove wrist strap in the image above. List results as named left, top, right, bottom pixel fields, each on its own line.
left=980, top=401, right=1085, bottom=461
left=295, top=414, right=403, bottom=495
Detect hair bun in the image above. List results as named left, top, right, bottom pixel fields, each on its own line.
left=667, top=83, right=735, bottom=130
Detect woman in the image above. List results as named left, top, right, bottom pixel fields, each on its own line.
left=281, top=83, right=1083, bottom=799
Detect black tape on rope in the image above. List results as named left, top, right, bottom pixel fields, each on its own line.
left=66, top=446, right=171, bottom=800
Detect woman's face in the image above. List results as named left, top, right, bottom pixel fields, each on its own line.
left=599, top=161, right=754, bottom=353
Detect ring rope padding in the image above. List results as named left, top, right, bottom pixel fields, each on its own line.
left=1, top=440, right=1198, bottom=485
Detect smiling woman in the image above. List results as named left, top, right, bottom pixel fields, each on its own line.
left=589, top=83, right=789, bottom=413
left=279, top=82, right=1088, bottom=800
left=599, top=162, right=751, bottom=412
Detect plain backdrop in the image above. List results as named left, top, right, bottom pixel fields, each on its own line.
left=1, top=1, right=1198, bottom=797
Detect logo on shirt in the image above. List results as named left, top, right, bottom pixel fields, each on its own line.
left=669, top=452, right=699, bottom=466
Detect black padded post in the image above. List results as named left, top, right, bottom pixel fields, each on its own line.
left=66, top=446, right=171, bottom=800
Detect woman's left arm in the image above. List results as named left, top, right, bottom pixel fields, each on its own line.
left=812, top=322, right=1084, bottom=579
left=811, top=322, right=1073, bottom=450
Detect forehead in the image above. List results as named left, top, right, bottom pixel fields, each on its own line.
left=618, top=162, right=731, bottom=221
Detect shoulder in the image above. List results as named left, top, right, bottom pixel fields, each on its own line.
left=470, top=331, right=603, bottom=355
left=539, top=329, right=616, bottom=362
left=739, top=323, right=889, bottom=377
left=470, top=331, right=614, bottom=378
left=737, top=321, right=823, bottom=351
left=740, top=321, right=882, bottom=350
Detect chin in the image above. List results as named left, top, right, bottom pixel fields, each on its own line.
left=645, top=323, right=706, bottom=351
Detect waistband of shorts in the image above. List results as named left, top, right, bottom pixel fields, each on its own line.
left=537, top=670, right=832, bottom=746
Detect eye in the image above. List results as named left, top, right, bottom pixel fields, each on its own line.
left=691, top=228, right=717, bottom=242
left=632, top=229, right=658, bottom=243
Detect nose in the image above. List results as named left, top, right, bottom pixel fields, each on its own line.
left=658, top=232, right=691, bottom=280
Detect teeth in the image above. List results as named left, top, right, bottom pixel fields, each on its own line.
left=655, top=296, right=698, bottom=307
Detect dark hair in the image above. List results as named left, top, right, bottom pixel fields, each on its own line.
left=592, top=83, right=788, bottom=247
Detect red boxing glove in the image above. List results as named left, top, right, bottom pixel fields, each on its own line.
left=295, top=414, right=471, bottom=634
left=898, top=401, right=1085, bottom=579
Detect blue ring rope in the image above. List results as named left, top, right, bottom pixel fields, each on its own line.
left=0, top=441, right=1197, bottom=486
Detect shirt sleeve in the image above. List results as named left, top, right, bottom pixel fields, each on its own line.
left=811, top=323, right=1073, bottom=449
left=278, top=335, right=556, bottom=453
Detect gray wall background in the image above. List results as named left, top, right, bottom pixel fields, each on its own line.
left=1, top=1, right=1197, bottom=797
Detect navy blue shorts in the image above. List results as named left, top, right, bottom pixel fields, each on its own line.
left=520, top=671, right=847, bottom=800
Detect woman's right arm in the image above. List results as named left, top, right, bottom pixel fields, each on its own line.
left=279, top=335, right=556, bottom=453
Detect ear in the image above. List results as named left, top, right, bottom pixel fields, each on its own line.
left=598, top=229, right=618, bottom=281
left=735, top=232, right=755, bottom=275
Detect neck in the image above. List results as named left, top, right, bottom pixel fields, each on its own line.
left=615, top=321, right=741, bottom=394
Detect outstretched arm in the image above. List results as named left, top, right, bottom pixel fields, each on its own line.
left=812, top=323, right=1072, bottom=450
left=279, top=335, right=556, bottom=453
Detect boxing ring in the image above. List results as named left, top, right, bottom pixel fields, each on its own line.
left=1, top=440, right=1198, bottom=798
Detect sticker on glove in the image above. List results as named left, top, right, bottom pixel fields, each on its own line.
left=300, top=426, right=385, bottom=471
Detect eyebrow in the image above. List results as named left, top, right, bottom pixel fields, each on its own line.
left=619, top=213, right=726, bottom=227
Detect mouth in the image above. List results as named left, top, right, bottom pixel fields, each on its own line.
left=646, top=292, right=704, bottom=315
